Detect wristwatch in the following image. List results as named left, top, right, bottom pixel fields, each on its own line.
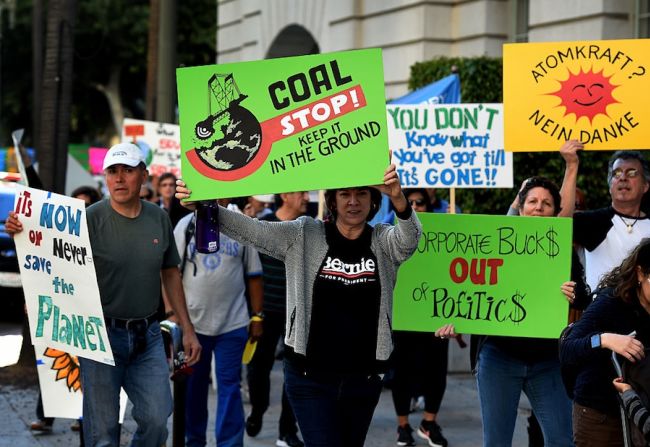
left=252, top=311, right=265, bottom=320
left=590, top=333, right=602, bottom=349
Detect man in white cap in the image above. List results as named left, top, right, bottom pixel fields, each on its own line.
left=6, top=142, right=201, bottom=446
left=243, top=194, right=275, bottom=218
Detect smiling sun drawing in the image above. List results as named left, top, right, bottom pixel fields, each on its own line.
left=548, top=67, right=620, bottom=124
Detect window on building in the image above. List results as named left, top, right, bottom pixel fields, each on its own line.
left=511, top=0, right=529, bottom=42
left=637, top=0, right=650, bottom=37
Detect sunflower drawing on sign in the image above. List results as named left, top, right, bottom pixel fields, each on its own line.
left=43, top=348, right=81, bottom=392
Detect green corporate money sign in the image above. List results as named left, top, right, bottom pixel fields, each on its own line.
left=176, top=49, right=389, bottom=200
left=393, top=213, right=572, bottom=338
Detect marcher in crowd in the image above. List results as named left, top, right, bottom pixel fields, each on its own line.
left=175, top=201, right=264, bottom=447
left=157, top=172, right=191, bottom=227
left=391, top=188, right=449, bottom=447
left=426, top=188, right=460, bottom=214
left=7, top=143, right=202, bottom=446
left=243, top=194, right=275, bottom=219
left=72, top=185, right=102, bottom=207
left=560, top=238, right=650, bottom=447
left=574, top=151, right=650, bottom=291
left=437, top=141, right=586, bottom=447
left=244, top=191, right=309, bottom=447
left=506, top=145, right=592, bottom=445
left=140, top=183, right=155, bottom=202
left=176, top=161, right=421, bottom=447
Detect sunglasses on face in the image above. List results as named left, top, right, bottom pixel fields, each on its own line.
left=409, top=199, right=427, bottom=206
left=612, top=168, right=639, bottom=180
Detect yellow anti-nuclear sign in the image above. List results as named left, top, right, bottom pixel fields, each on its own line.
left=504, top=39, right=650, bottom=152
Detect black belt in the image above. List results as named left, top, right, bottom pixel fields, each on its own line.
left=105, top=314, right=158, bottom=330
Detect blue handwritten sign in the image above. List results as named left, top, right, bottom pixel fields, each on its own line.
left=387, top=104, right=513, bottom=188
left=13, top=186, right=114, bottom=366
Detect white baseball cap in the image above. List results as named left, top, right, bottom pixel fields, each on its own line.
left=252, top=194, right=275, bottom=203
left=103, top=143, right=146, bottom=170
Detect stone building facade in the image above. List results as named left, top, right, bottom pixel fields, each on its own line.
left=217, top=0, right=648, bottom=98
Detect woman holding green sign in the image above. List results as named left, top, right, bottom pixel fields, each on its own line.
left=437, top=140, right=587, bottom=447
left=176, top=162, right=422, bottom=447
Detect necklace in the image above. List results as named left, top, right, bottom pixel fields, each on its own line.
left=619, top=214, right=640, bottom=233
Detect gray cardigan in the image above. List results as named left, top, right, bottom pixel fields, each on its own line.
left=218, top=206, right=422, bottom=361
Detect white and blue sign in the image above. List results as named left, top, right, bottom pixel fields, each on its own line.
left=13, top=186, right=114, bottom=366
left=387, top=103, right=513, bottom=189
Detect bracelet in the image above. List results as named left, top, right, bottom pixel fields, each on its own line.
left=250, top=316, right=264, bottom=323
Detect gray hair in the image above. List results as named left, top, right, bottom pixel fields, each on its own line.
left=607, top=151, right=650, bottom=185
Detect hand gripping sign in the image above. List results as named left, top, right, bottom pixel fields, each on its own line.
left=177, top=49, right=390, bottom=200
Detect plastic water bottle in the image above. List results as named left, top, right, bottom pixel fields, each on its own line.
left=195, top=201, right=220, bottom=254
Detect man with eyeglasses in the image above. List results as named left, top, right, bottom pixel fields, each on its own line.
left=574, top=150, right=650, bottom=291
left=406, top=189, right=431, bottom=213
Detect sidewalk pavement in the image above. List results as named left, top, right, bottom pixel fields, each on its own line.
left=0, top=359, right=530, bottom=447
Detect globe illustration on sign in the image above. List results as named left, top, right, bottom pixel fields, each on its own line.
left=134, top=140, right=153, bottom=166
left=193, top=73, right=262, bottom=171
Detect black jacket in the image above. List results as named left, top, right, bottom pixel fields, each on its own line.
left=560, top=288, right=650, bottom=415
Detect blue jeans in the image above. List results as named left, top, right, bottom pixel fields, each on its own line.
left=185, top=327, right=248, bottom=447
left=284, top=360, right=383, bottom=447
left=476, top=342, right=574, bottom=447
left=79, top=321, right=172, bottom=447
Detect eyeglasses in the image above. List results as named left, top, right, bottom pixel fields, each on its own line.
left=612, top=168, right=639, bottom=180
left=409, top=199, right=427, bottom=206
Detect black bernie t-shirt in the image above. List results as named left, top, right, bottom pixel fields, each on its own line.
left=305, top=221, right=382, bottom=375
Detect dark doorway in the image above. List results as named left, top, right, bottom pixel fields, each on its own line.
left=266, top=24, right=320, bottom=58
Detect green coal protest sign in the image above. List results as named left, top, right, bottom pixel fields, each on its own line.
left=176, top=49, right=389, bottom=200
left=393, top=213, right=572, bottom=338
